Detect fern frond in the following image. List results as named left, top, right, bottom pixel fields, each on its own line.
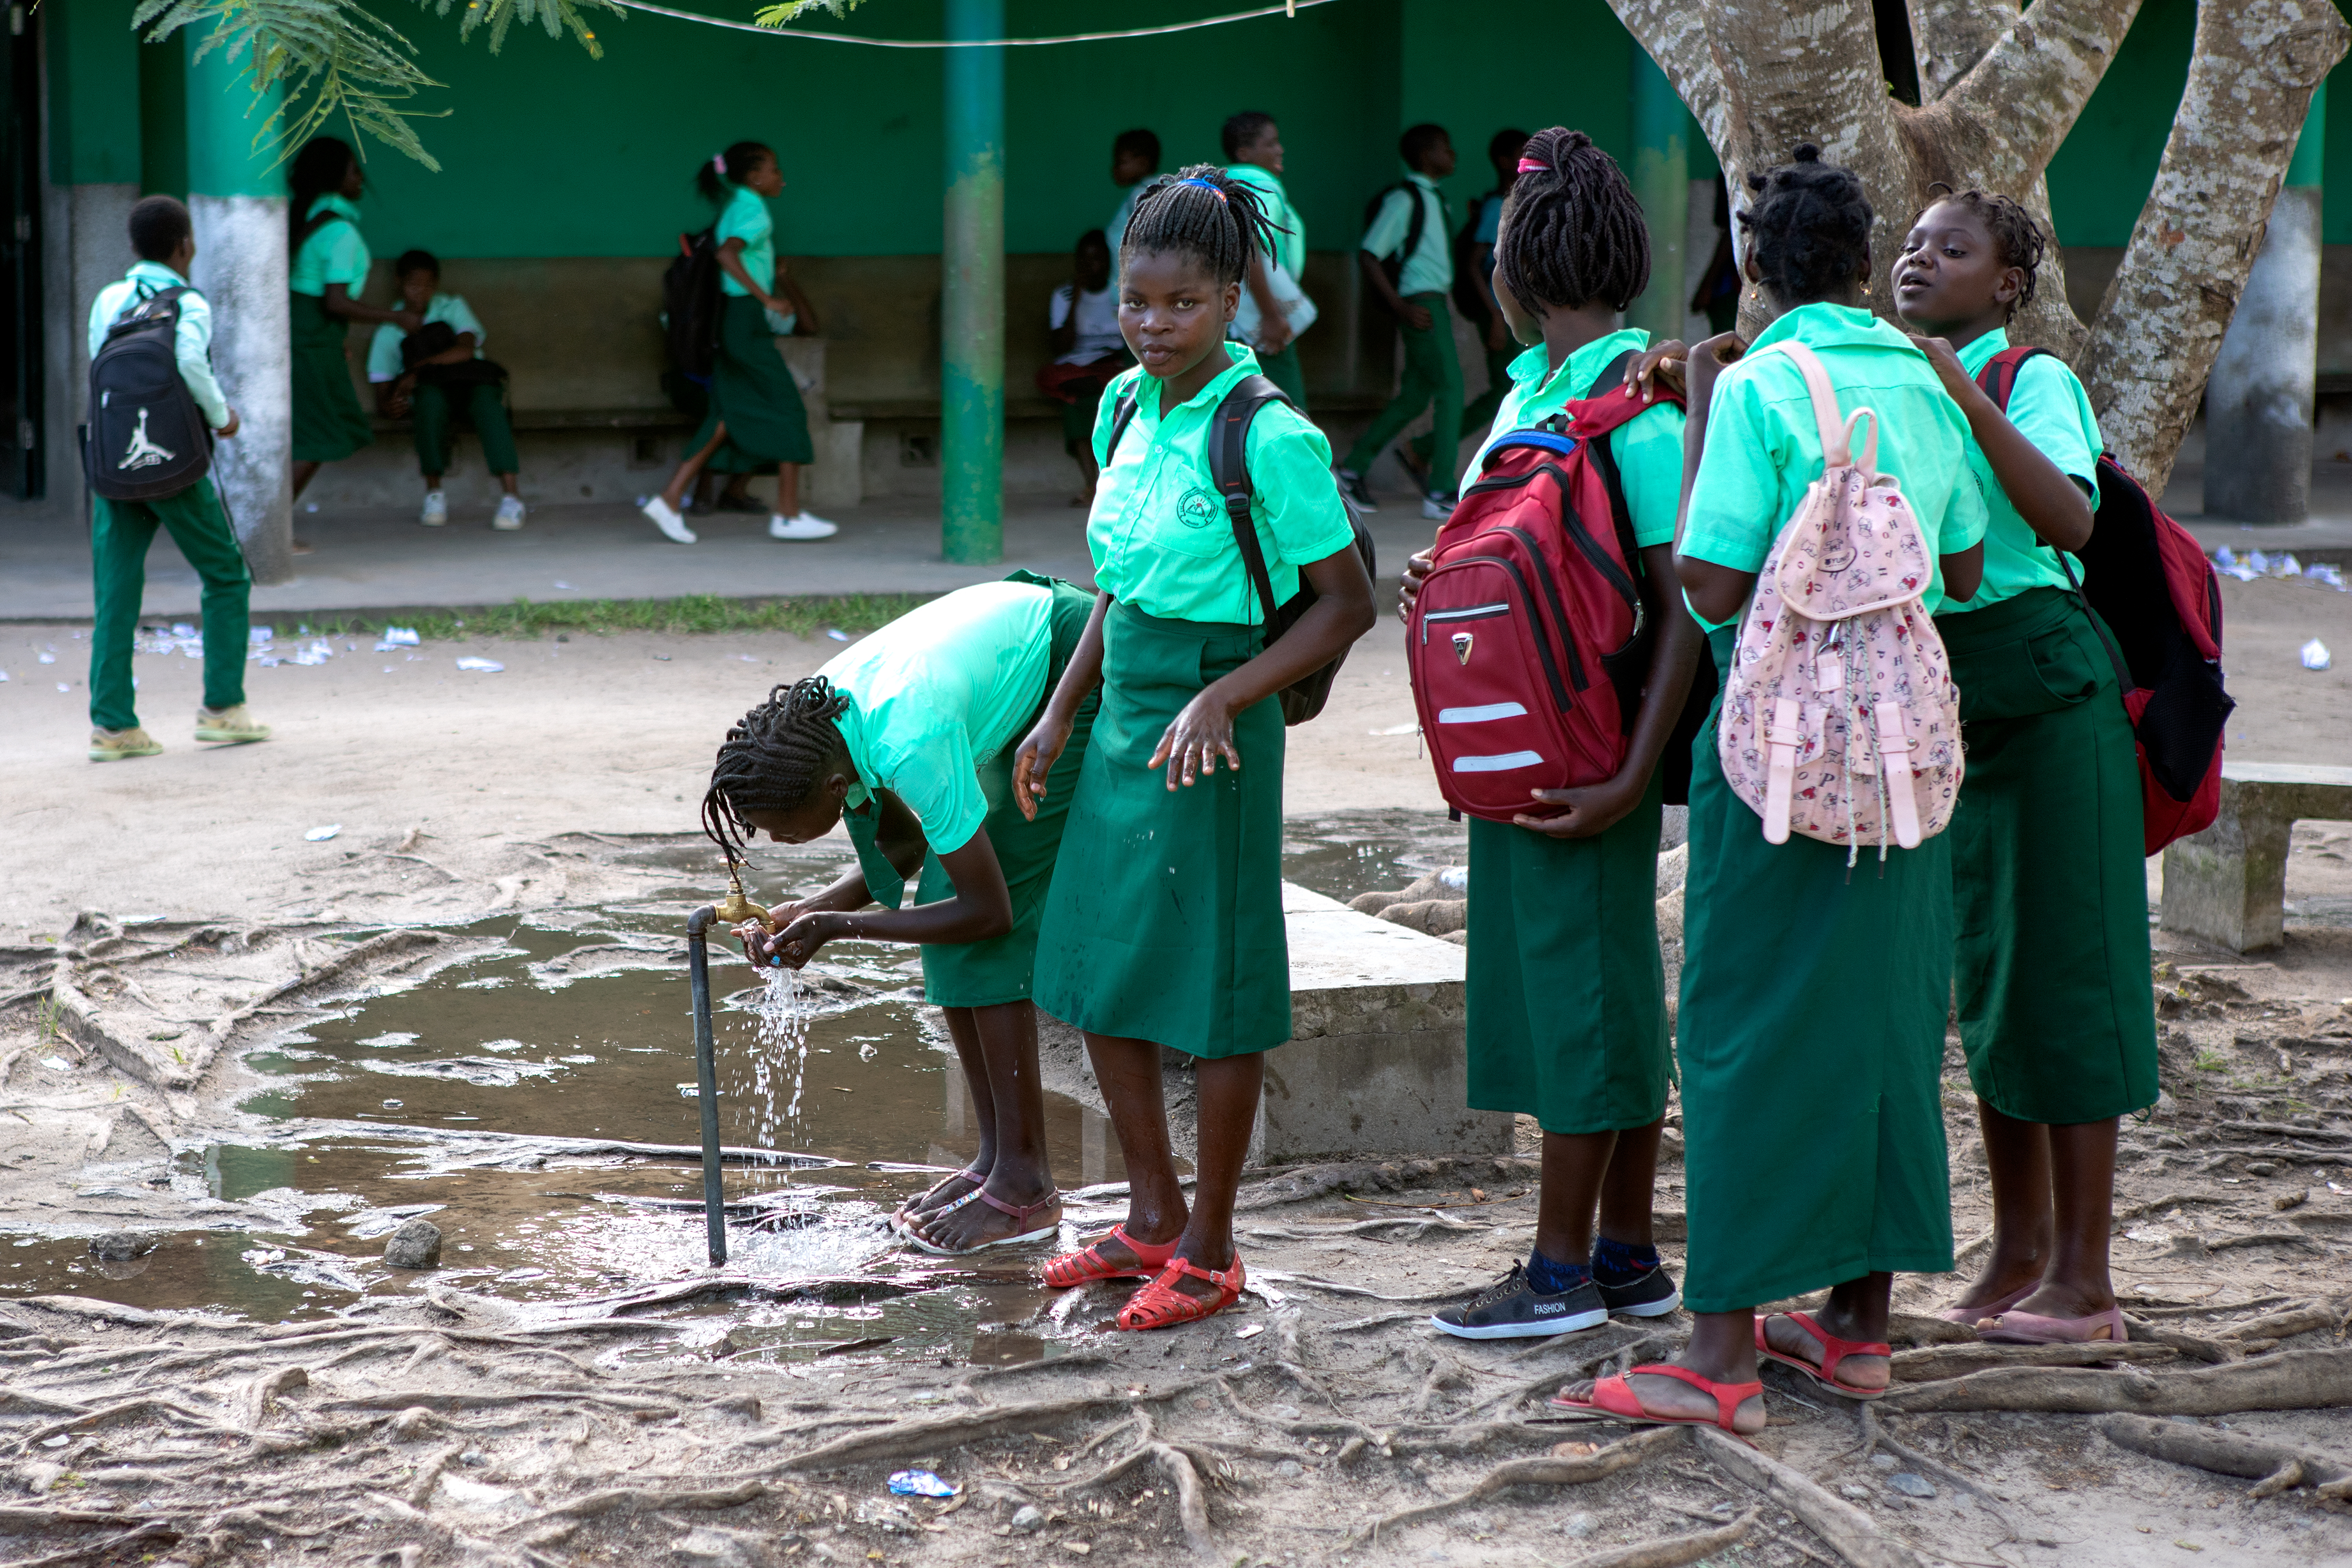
left=753, top=0, right=873, bottom=28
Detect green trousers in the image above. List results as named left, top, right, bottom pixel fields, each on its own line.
left=1346, top=292, right=1462, bottom=491
left=1412, top=342, right=1513, bottom=485
left=413, top=381, right=519, bottom=477
left=89, top=476, right=250, bottom=731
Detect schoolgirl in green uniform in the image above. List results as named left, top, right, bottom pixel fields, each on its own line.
left=1398, top=130, right=1702, bottom=1340
left=704, top=576, right=1098, bottom=1254
left=644, top=142, right=832, bottom=545
left=288, top=138, right=420, bottom=516
left=1015, top=165, right=1376, bottom=1331
left=1894, top=188, right=2156, bottom=1345
left=1558, top=147, right=1987, bottom=1433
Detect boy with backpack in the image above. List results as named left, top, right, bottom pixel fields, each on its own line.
left=1338, top=124, right=1462, bottom=522
left=83, top=195, right=269, bottom=763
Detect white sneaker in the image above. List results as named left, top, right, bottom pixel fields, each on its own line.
left=492, top=495, right=526, bottom=531
left=1422, top=492, right=1457, bottom=522
left=640, top=495, right=697, bottom=544
left=768, top=511, right=839, bottom=541
left=420, top=490, right=448, bottom=526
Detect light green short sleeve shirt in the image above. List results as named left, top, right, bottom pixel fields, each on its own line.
left=820, top=581, right=1058, bottom=856
left=1681, top=303, right=1988, bottom=618
left=1088, top=343, right=1357, bottom=626
left=1359, top=174, right=1450, bottom=297
left=289, top=195, right=369, bottom=297
left=366, top=293, right=487, bottom=382
left=1945, top=327, right=2102, bottom=613
left=1223, top=164, right=1304, bottom=280
left=1467, top=328, right=1686, bottom=549
left=716, top=185, right=775, bottom=299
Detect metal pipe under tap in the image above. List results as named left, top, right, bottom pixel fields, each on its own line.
left=685, top=904, right=727, bottom=1267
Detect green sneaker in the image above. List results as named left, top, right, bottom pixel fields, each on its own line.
left=194, top=705, right=271, bottom=745
left=90, top=727, right=164, bottom=763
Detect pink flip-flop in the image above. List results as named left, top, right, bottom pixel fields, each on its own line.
left=1934, top=1278, right=2036, bottom=1326
left=1755, top=1311, right=1892, bottom=1400
left=1978, top=1305, right=2129, bottom=1345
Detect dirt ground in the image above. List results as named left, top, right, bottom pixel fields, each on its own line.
left=3, top=575, right=2352, bottom=1567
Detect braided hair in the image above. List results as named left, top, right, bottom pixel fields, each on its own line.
left=697, top=141, right=772, bottom=205
left=1494, top=127, right=1651, bottom=318
left=1117, top=163, right=1282, bottom=286
left=700, top=677, right=853, bottom=866
left=1737, top=144, right=1873, bottom=307
left=287, top=137, right=356, bottom=248
left=1916, top=182, right=2046, bottom=316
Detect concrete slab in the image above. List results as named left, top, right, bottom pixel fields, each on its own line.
left=2161, top=761, right=2352, bottom=952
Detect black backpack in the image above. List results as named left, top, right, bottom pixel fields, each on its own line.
left=662, top=226, right=724, bottom=384
left=1107, top=373, right=1377, bottom=724
left=1361, top=181, right=1430, bottom=309
left=87, top=286, right=211, bottom=502
left=400, top=320, right=509, bottom=390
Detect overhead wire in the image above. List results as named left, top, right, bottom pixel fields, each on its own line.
left=603, top=0, right=1334, bottom=47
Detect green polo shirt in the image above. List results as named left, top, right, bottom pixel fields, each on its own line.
left=1468, top=329, right=1685, bottom=548
left=289, top=195, right=369, bottom=297
left=715, top=184, right=775, bottom=299
left=1224, top=164, right=1304, bottom=280
left=819, top=581, right=1057, bottom=856
left=1360, top=172, right=1450, bottom=298
left=1089, top=342, right=1356, bottom=626
left=1682, top=303, right=1987, bottom=620
left=1944, top=327, right=2101, bottom=614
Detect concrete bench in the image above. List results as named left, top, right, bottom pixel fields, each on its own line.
left=2161, top=761, right=2352, bottom=951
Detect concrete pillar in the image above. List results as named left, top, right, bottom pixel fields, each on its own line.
left=939, top=0, right=1003, bottom=565
left=184, top=24, right=291, bottom=584
left=1624, top=45, right=1689, bottom=346
left=2204, top=84, right=2325, bottom=525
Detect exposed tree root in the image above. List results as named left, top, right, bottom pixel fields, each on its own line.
left=763, top=1382, right=1212, bottom=1473
left=1150, top=1439, right=1217, bottom=1557
left=1569, top=1508, right=1761, bottom=1568
left=504, top=1477, right=769, bottom=1529
left=1890, top=1341, right=2178, bottom=1383
left=1693, top=1425, right=1925, bottom=1568
left=2097, top=1413, right=2352, bottom=1498
left=1876, top=1346, right=2352, bottom=1415
left=2, top=1522, right=181, bottom=1568
left=2124, top=1317, right=2242, bottom=1364
left=1351, top=1426, right=1685, bottom=1542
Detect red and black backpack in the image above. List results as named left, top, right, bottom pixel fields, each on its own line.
left=1975, top=346, right=2234, bottom=853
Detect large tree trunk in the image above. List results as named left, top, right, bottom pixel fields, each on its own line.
left=1611, top=0, right=2347, bottom=492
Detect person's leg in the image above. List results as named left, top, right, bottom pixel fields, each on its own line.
left=1950, top=1099, right=2055, bottom=1315
left=291, top=460, right=322, bottom=499
left=1426, top=298, right=1465, bottom=496
left=776, top=463, right=800, bottom=517
left=1159, top=1050, right=1263, bottom=1301
left=1557, top=1307, right=1766, bottom=1433
left=155, top=479, right=254, bottom=718
left=909, top=1002, right=1059, bottom=1249
left=2011, top=1117, right=2120, bottom=1321
left=1533, top=1130, right=1621, bottom=1268
left=1072, top=1032, right=1188, bottom=1265
left=469, top=384, right=520, bottom=482
left=1343, top=306, right=1445, bottom=475
left=659, top=422, right=728, bottom=511
left=901, top=1004, right=1000, bottom=1229
left=87, top=496, right=161, bottom=734
left=413, top=383, right=452, bottom=489
left=1761, top=1270, right=1893, bottom=1391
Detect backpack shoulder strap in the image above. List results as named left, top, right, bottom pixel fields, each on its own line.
left=1104, top=388, right=1141, bottom=463
left=1750, top=341, right=1864, bottom=470
left=1970, top=344, right=2051, bottom=413
left=111, top=283, right=188, bottom=332
left=1565, top=349, right=1681, bottom=439
left=1211, top=373, right=1292, bottom=626
left=1402, top=183, right=1428, bottom=267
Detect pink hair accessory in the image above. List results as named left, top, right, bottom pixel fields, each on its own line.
left=713, top=153, right=727, bottom=173
left=1516, top=157, right=1550, bottom=173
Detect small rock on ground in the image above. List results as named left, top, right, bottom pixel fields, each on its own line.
left=384, top=1218, right=443, bottom=1269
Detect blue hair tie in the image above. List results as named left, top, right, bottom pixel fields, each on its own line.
left=1177, top=177, right=1228, bottom=202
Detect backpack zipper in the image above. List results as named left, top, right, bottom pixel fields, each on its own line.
left=1447, top=554, right=1575, bottom=714
left=1490, top=525, right=1593, bottom=692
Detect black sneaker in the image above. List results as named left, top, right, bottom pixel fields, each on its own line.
left=1594, top=1262, right=1682, bottom=1318
left=1429, top=1264, right=1609, bottom=1340
left=1334, top=467, right=1379, bottom=513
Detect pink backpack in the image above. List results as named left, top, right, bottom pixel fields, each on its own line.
left=1715, top=341, right=1963, bottom=860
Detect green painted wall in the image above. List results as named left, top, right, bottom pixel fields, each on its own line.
left=1399, top=0, right=1635, bottom=211
left=46, top=0, right=141, bottom=185
left=2045, top=0, right=2194, bottom=248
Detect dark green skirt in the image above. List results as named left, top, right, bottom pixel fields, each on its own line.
left=1032, top=601, right=1290, bottom=1058
left=693, top=295, right=814, bottom=471
left=1937, top=587, right=2158, bottom=1125
left=289, top=292, right=373, bottom=463
left=1678, top=627, right=1955, bottom=1314
left=1466, top=773, right=1672, bottom=1133
left=913, top=575, right=1101, bottom=1008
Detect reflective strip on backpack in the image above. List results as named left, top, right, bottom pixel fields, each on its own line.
left=1451, top=751, right=1545, bottom=773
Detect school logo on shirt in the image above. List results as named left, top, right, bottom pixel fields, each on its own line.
left=1177, top=486, right=1219, bottom=529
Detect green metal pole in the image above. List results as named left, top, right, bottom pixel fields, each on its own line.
left=1625, top=45, right=1688, bottom=344
left=940, top=0, right=1003, bottom=564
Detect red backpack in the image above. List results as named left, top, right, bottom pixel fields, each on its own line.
left=1407, top=353, right=1677, bottom=823
left=1975, top=346, right=2234, bottom=853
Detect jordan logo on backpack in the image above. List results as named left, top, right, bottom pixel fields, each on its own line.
left=116, top=408, right=175, bottom=472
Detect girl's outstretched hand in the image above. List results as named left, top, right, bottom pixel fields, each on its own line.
left=1011, top=712, right=1074, bottom=823
left=1622, top=340, right=1688, bottom=403
left=1150, top=689, right=1241, bottom=790
left=764, top=910, right=837, bottom=970
left=1683, top=331, right=1748, bottom=405
left=1398, top=546, right=1435, bottom=621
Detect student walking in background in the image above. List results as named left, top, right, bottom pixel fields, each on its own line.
left=1015, top=167, right=1374, bottom=1331
left=1035, top=230, right=1130, bottom=506
left=1400, top=128, right=1702, bottom=1341
left=84, top=196, right=270, bottom=761
left=641, top=142, right=833, bottom=545
left=1407, top=127, right=1527, bottom=492
left=1339, top=124, right=1462, bottom=521
left=1221, top=112, right=1309, bottom=409
left=1894, top=188, right=2157, bottom=1345
left=1104, top=128, right=1160, bottom=281
left=288, top=137, right=420, bottom=542
left=368, top=250, right=525, bottom=531
left=1556, top=146, right=1986, bottom=1433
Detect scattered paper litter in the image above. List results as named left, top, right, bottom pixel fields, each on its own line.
left=171, top=624, right=194, bottom=638
left=825, top=628, right=850, bottom=641
left=377, top=625, right=420, bottom=648
left=2301, top=639, right=2332, bottom=671
left=1372, top=721, right=1417, bottom=736
left=39, top=1057, right=70, bottom=1072
left=0, top=671, right=9, bottom=682
left=2308, top=562, right=2347, bottom=591
left=454, top=657, right=504, bottom=672
left=37, top=651, right=53, bottom=664
left=55, top=682, right=68, bottom=692
left=304, top=824, right=342, bottom=842
left=249, top=626, right=274, bottom=644
left=1234, top=1324, right=1266, bottom=1340
left=887, top=1470, right=960, bottom=1499
left=552, top=580, right=576, bottom=590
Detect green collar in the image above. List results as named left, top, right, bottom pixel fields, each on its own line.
left=1954, top=326, right=2011, bottom=374
left=1746, top=301, right=1917, bottom=358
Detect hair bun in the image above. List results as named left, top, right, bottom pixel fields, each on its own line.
left=1792, top=142, right=1822, bottom=163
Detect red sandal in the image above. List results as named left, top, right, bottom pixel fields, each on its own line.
left=1549, top=1363, right=1764, bottom=1434
left=1754, top=1311, right=1891, bottom=1400
left=1115, top=1256, right=1245, bottom=1331
left=1041, top=1225, right=1178, bottom=1289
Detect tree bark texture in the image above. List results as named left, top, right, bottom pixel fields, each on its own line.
left=1611, top=0, right=2348, bottom=493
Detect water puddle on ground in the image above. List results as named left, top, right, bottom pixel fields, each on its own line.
left=6, top=813, right=1464, bottom=1362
